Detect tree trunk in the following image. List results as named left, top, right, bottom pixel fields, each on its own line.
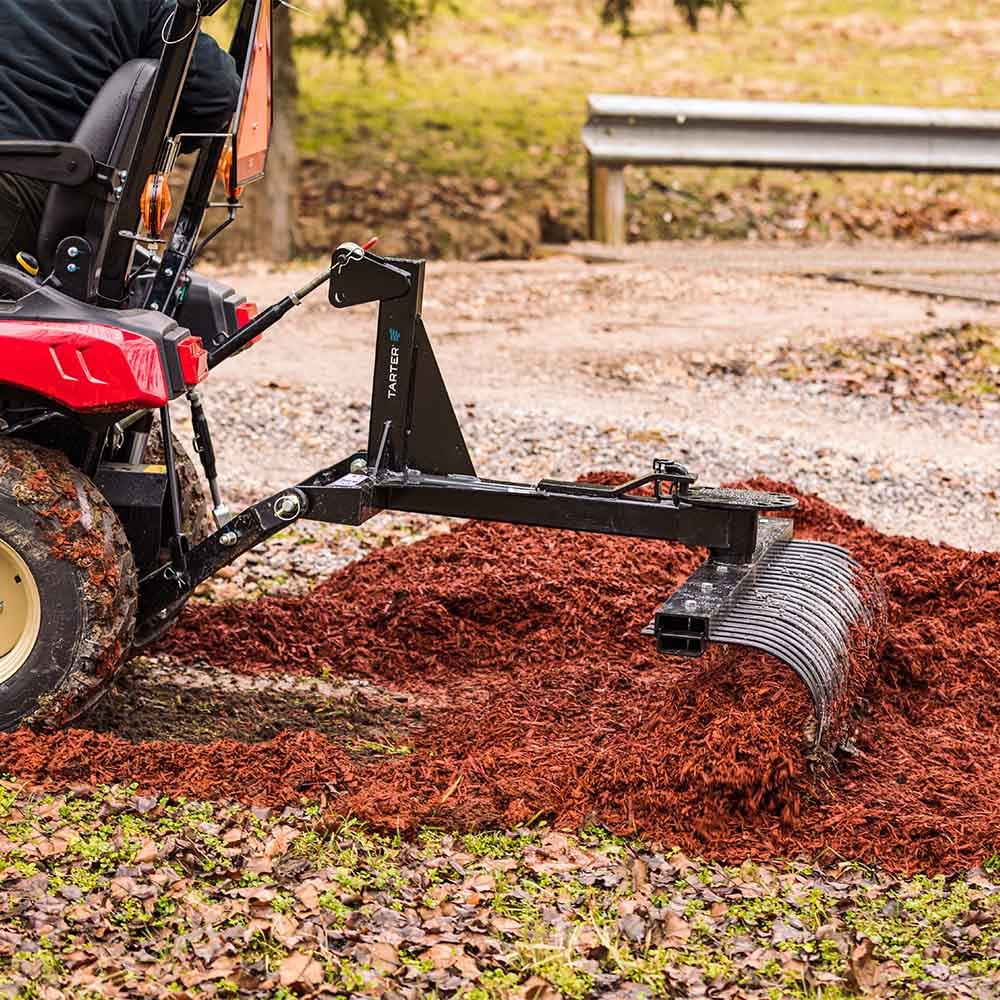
left=218, top=7, right=298, bottom=261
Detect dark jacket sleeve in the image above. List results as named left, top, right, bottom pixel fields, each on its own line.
left=142, top=0, right=241, bottom=139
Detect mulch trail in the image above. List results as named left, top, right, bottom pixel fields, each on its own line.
left=2, top=479, right=998, bottom=872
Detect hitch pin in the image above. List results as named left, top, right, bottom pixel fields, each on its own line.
left=289, top=237, right=377, bottom=305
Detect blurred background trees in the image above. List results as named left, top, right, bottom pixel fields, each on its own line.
left=225, top=0, right=744, bottom=260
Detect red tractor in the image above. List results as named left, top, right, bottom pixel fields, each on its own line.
left=0, top=0, right=883, bottom=749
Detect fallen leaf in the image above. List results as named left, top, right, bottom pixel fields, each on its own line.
left=519, top=976, right=562, bottom=1000
left=420, top=942, right=479, bottom=979
left=663, top=911, right=691, bottom=946
left=278, top=951, right=323, bottom=988
left=847, top=937, right=886, bottom=993
left=368, top=941, right=400, bottom=974
left=270, top=913, right=300, bottom=947
left=632, top=857, right=649, bottom=892
left=134, top=839, right=159, bottom=864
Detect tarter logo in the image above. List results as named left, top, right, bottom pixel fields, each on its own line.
left=387, top=345, right=400, bottom=399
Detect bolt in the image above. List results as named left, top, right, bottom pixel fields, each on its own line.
left=67, top=246, right=79, bottom=258
left=349, top=458, right=368, bottom=474
left=220, top=530, right=239, bottom=547
left=716, top=564, right=729, bottom=575
left=684, top=599, right=699, bottom=612
left=150, top=302, right=160, bottom=311
left=701, top=582, right=714, bottom=593
left=273, top=494, right=302, bottom=521
left=164, top=267, right=174, bottom=277
left=66, top=263, right=78, bottom=273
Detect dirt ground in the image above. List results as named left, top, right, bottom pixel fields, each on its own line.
left=200, top=240, right=1000, bottom=547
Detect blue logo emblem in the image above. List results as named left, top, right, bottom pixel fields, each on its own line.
left=388, top=327, right=401, bottom=342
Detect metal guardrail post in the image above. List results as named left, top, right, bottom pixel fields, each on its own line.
left=589, top=159, right=626, bottom=245
left=583, top=95, right=1000, bottom=244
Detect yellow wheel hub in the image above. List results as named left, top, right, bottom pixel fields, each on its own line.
left=0, top=538, right=41, bottom=684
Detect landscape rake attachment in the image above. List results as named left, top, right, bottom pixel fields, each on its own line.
left=144, top=244, right=886, bottom=752
left=0, top=0, right=884, bottom=751
left=645, top=516, right=886, bottom=745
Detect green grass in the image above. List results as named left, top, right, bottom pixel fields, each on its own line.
left=289, top=0, right=1000, bottom=236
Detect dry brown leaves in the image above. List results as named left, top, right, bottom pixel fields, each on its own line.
left=689, top=321, right=1000, bottom=407
left=3, top=785, right=1000, bottom=998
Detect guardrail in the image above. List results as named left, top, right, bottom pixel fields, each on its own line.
left=583, top=94, right=1000, bottom=244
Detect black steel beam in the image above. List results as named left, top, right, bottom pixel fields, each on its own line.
left=373, top=474, right=759, bottom=555
left=138, top=484, right=310, bottom=619
left=299, top=465, right=761, bottom=558
left=100, top=0, right=203, bottom=303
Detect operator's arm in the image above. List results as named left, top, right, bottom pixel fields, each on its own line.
left=142, top=0, right=241, bottom=139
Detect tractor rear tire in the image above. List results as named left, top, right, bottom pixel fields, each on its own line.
left=0, top=439, right=138, bottom=731
left=130, top=425, right=213, bottom=650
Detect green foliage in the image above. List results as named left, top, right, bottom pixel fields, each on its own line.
left=270, top=890, right=296, bottom=914
left=601, top=0, right=745, bottom=36
left=317, top=891, right=353, bottom=924
left=300, top=0, right=451, bottom=58
left=460, top=830, right=537, bottom=859
left=300, top=0, right=734, bottom=60
left=464, top=968, right=521, bottom=999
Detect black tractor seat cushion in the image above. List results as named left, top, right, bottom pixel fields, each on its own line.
left=37, top=59, right=157, bottom=274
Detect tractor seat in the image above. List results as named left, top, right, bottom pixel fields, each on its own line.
left=36, top=59, right=157, bottom=277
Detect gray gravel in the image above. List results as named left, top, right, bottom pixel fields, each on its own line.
left=172, top=371, right=997, bottom=602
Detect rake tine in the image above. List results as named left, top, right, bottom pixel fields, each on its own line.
left=709, top=624, right=839, bottom=733
left=711, top=611, right=844, bottom=707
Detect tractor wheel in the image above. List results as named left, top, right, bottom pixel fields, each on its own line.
left=0, top=439, right=138, bottom=731
left=130, top=425, right=213, bottom=649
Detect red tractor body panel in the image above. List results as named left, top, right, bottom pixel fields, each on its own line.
left=0, top=320, right=171, bottom=411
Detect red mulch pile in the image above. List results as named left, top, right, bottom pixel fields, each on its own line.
left=3, top=479, right=998, bottom=872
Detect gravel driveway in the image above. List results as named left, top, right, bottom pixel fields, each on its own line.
left=177, top=240, right=998, bottom=600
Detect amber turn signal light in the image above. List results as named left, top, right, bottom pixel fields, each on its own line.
left=216, top=147, right=245, bottom=200
left=140, top=173, right=172, bottom=238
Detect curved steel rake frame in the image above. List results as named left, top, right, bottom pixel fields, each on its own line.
left=646, top=520, right=883, bottom=745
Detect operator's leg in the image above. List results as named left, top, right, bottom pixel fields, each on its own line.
left=0, top=173, right=48, bottom=269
